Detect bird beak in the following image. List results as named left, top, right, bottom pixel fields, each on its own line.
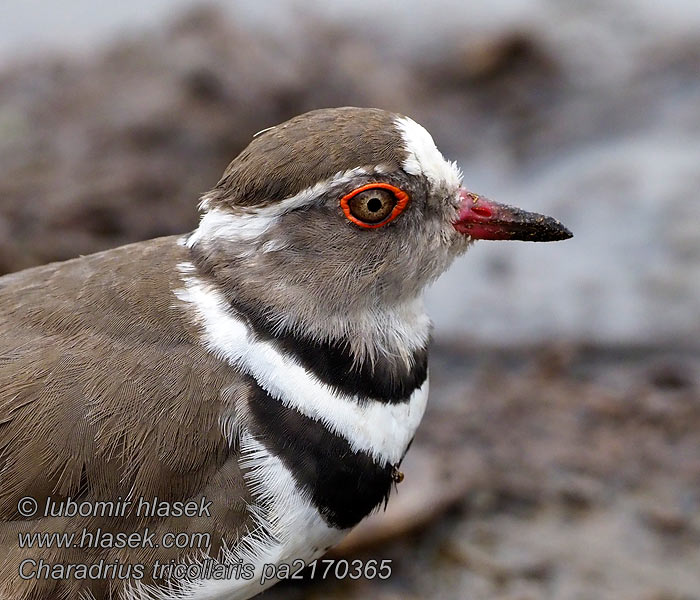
left=453, top=188, right=573, bottom=241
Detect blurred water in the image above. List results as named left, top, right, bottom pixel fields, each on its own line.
left=3, top=0, right=700, bottom=58
left=430, top=134, right=700, bottom=345
left=1, top=0, right=698, bottom=346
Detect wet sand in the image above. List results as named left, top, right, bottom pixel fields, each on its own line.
left=267, top=343, right=700, bottom=599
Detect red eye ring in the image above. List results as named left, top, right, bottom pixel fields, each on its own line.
left=340, top=183, right=410, bottom=229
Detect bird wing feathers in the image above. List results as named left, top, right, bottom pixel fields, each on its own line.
left=0, top=237, right=253, bottom=599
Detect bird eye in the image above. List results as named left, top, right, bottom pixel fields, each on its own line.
left=350, top=189, right=395, bottom=223
left=340, top=183, right=410, bottom=228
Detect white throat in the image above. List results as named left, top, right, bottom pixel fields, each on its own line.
left=174, top=270, right=430, bottom=466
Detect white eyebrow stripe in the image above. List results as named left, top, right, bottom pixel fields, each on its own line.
left=190, top=164, right=399, bottom=247
left=395, top=116, right=462, bottom=189
left=253, top=125, right=275, bottom=138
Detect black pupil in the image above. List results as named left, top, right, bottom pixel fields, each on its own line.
left=367, top=197, right=383, bottom=212
left=348, top=187, right=397, bottom=224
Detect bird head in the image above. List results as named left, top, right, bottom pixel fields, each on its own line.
left=186, top=107, right=571, bottom=344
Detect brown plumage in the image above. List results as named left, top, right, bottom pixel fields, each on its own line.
left=0, top=239, right=254, bottom=599
left=205, top=107, right=406, bottom=210
left=0, top=107, right=571, bottom=600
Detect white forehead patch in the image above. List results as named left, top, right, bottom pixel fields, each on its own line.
left=395, top=116, right=462, bottom=190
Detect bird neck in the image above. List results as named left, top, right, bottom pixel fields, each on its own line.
left=184, top=239, right=431, bottom=369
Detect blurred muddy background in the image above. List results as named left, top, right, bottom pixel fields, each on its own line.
left=1, top=1, right=699, bottom=599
